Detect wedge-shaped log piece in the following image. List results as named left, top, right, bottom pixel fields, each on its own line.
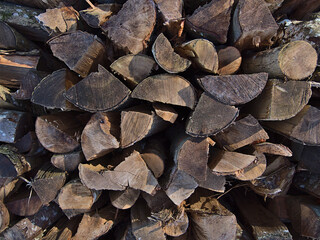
left=81, top=112, right=120, bottom=161
left=31, top=163, right=67, bottom=205
left=0, top=201, right=9, bottom=233
left=250, top=156, right=295, bottom=198
left=142, top=189, right=175, bottom=213
left=0, top=179, right=21, bottom=201
left=65, top=65, right=131, bottom=112
left=197, top=168, right=226, bottom=193
left=293, top=171, right=320, bottom=198
left=217, top=46, right=242, bottom=75
left=31, top=69, right=80, bottom=110
left=35, top=112, right=84, bottom=153
left=242, top=41, right=317, bottom=80
left=253, top=142, right=292, bottom=157
left=152, top=33, right=191, bottom=73
left=264, top=105, right=320, bottom=146
left=161, top=206, right=189, bottom=237
left=102, top=0, right=156, bottom=54
left=48, top=31, right=106, bottom=77
left=42, top=216, right=81, bottom=240
left=231, top=0, right=278, bottom=50
left=131, top=199, right=166, bottom=240
left=214, top=115, right=269, bottom=151
left=246, top=79, right=312, bottom=121
left=57, top=179, right=101, bottom=219
left=291, top=142, right=320, bottom=174
left=110, top=54, right=157, bottom=87
left=186, top=93, right=239, bottom=137
left=132, top=74, right=196, bottom=109
left=121, top=105, right=169, bottom=148
left=265, top=0, right=284, bottom=13
left=198, top=73, right=268, bottom=106
left=189, top=195, right=237, bottom=240
left=233, top=189, right=292, bottom=240
left=178, top=39, right=218, bottom=73
left=153, top=103, right=178, bottom=124
left=208, top=149, right=257, bottom=176
left=0, top=109, right=32, bottom=143
left=109, top=188, right=140, bottom=210
left=51, top=150, right=84, bottom=172
left=186, top=0, right=234, bottom=44
left=36, top=6, right=79, bottom=36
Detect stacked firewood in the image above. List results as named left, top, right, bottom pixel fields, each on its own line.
left=0, top=0, right=319, bottom=239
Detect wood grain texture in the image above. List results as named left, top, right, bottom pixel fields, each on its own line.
left=0, top=201, right=9, bottom=233
left=253, top=142, right=292, bottom=157
left=217, top=46, right=242, bottom=75
left=51, top=150, right=84, bottom=172
left=196, top=168, right=226, bottom=193
left=153, top=103, right=178, bottom=124
left=109, top=188, right=140, bottom=209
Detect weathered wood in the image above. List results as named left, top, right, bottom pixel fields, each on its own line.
left=0, top=179, right=21, bottom=201
left=253, top=142, right=292, bottom=157
left=214, top=115, right=269, bottom=151
left=101, top=0, right=156, bottom=54
left=0, top=109, right=32, bottom=144
left=4, top=0, right=85, bottom=10
left=42, top=216, right=81, bottom=240
left=293, top=171, right=320, bottom=198
left=31, top=69, right=80, bottom=110
left=186, top=93, right=239, bottom=137
left=274, top=0, right=320, bottom=20
left=81, top=112, right=120, bottom=161
left=36, top=6, right=79, bottom=36
left=51, top=150, right=84, bottom=172
left=250, top=156, right=295, bottom=198
left=267, top=196, right=290, bottom=222
left=65, top=65, right=131, bottom=112
left=35, top=112, right=84, bottom=153
left=291, top=142, right=320, bottom=174
left=217, top=46, right=242, bottom=75
left=197, top=73, right=268, bottom=106
left=196, top=168, right=226, bottom=193
left=142, top=189, right=175, bottom=213
left=13, top=131, right=45, bottom=157
left=233, top=189, right=292, bottom=240
left=109, top=188, right=140, bottom=209
left=161, top=206, right=189, bottom=237
left=186, top=0, right=234, bottom=44
left=0, top=201, right=9, bottom=233
left=121, top=105, right=169, bottom=148
left=110, top=54, right=157, bottom=88
left=152, top=103, right=178, bottom=124
left=263, top=105, right=320, bottom=146
left=242, top=41, right=317, bottom=80
left=0, top=53, right=40, bottom=88
left=231, top=0, right=278, bottom=50
left=178, top=39, right=219, bottom=73
left=152, top=33, right=191, bottom=73
left=48, top=31, right=106, bottom=77
left=132, top=74, right=196, bottom=109
left=264, top=0, right=284, bottom=13
left=57, top=179, right=101, bottom=219
left=1, top=203, right=63, bottom=240
left=245, top=79, right=312, bottom=121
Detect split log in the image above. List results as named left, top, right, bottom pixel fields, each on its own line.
left=131, top=74, right=196, bottom=109
left=293, top=171, right=320, bottom=198
left=196, top=168, right=226, bottom=193
left=152, top=33, right=191, bottom=73
left=231, top=0, right=278, bottom=50
left=12, top=70, right=48, bottom=100
left=267, top=196, right=290, bottom=222
left=110, top=54, right=157, bottom=88
left=217, top=46, right=242, bottom=75
left=197, top=73, right=268, bottom=106
left=1, top=203, right=63, bottom=240
left=35, top=112, right=85, bottom=153
left=214, top=115, right=269, bottom=151
left=57, top=179, right=101, bottom=219
left=31, top=69, right=80, bottom=110
left=233, top=189, right=292, bottom=240
left=72, top=205, right=121, bottom=240
left=186, top=0, right=234, bottom=44
left=13, top=131, right=45, bottom=156
left=154, top=0, right=184, bottom=37
left=51, top=150, right=84, bottom=172
left=0, top=53, right=40, bottom=88
left=65, top=65, right=131, bottom=112
left=131, top=198, right=166, bottom=240
left=250, top=156, right=295, bottom=198
left=245, top=79, right=312, bottom=121
left=264, top=0, right=284, bottom=13
left=36, top=6, right=79, bottom=36
left=0, top=201, right=9, bottom=233
left=263, top=105, right=320, bottom=146
left=81, top=112, right=120, bottom=161
left=178, top=39, right=218, bottom=73
left=274, top=0, right=320, bottom=20
left=42, top=216, right=81, bottom=240
left=253, top=142, right=292, bottom=157
left=152, top=103, right=178, bottom=124
left=186, top=93, right=239, bottom=137
left=120, top=105, right=169, bottom=148
left=188, top=195, right=237, bottom=240
left=242, top=41, right=317, bottom=80
left=101, top=0, right=156, bottom=54
left=48, top=31, right=106, bottom=77
left=4, top=0, right=85, bottom=10
left=109, top=188, right=140, bottom=209
left=142, top=189, right=175, bottom=213
left=31, top=163, right=67, bottom=205
left=291, top=142, right=320, bottom=174
left=0, top=179, right=22, bottom=201
left=0, top=109, right=32, bottom=143
left=79, top=3, right=121, bottom=29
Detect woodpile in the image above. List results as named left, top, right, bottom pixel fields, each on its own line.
left=0, top=0, right=320, bottom=239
